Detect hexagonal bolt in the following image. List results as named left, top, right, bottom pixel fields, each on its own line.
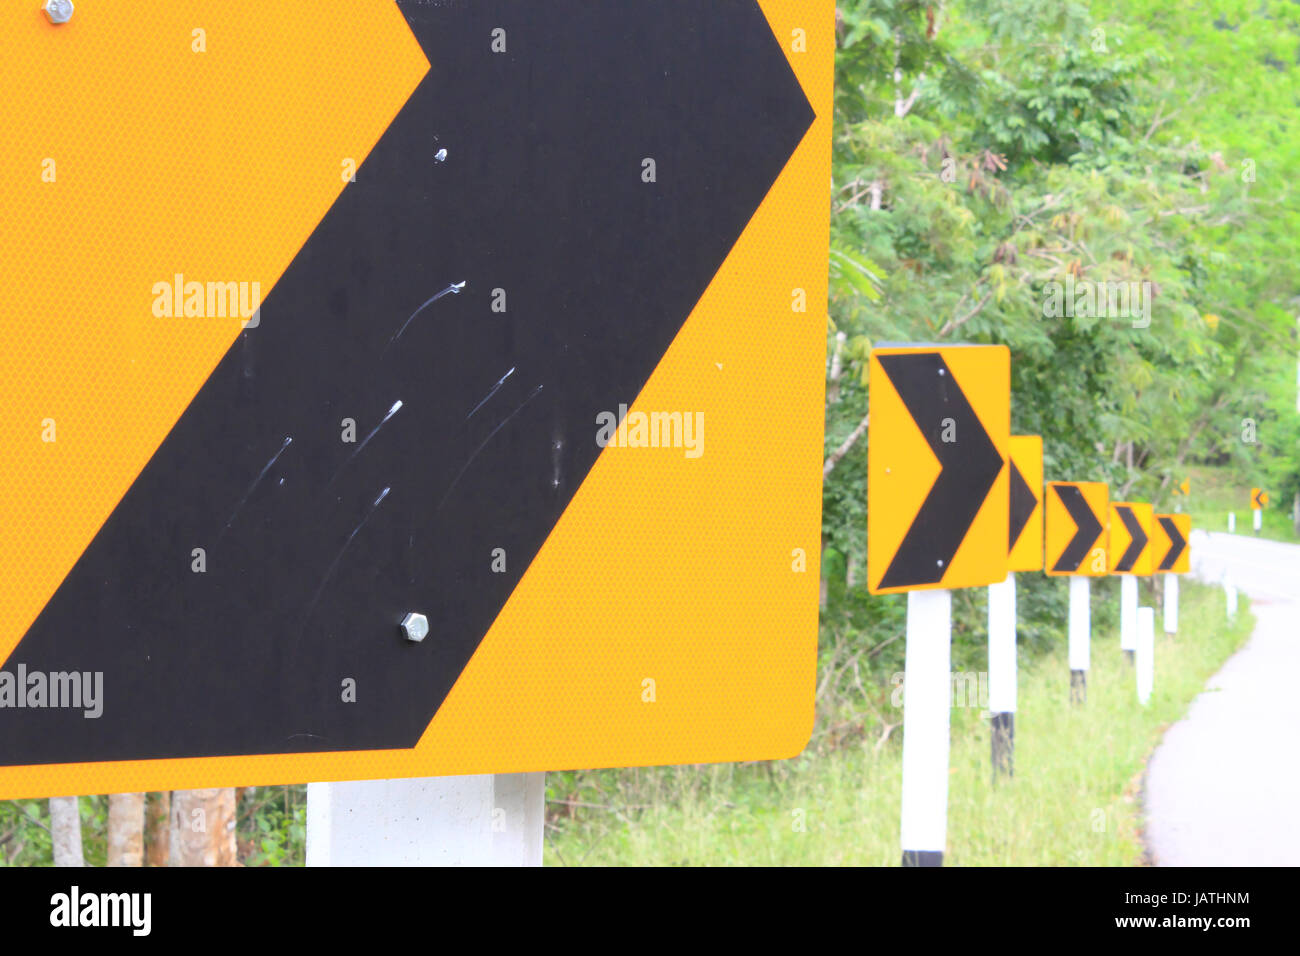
left=43, top=0, right=74, bottom=24
left=400, top=612, right=430, bottom=643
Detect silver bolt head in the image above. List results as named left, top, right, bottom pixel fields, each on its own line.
left=400, top=612, right=430, bottom=643
left=43, top=0, right=74, bottom=24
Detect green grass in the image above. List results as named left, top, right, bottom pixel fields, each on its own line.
left=543, top=580, right=1254, bottom=866
left=1183, top=465, right=1298, bottom=544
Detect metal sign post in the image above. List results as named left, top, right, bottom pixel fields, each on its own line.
left=306, top=773, right=544, bottom=867
left=869, top=345, right=1010, bottom=867
left=987, top=574, right=1017, bottom=777
left=1136, top=607, right=1155, bottom=705
left=1120, top=576, right=1139, bottom=663
left=900, top=590, right=952, bottom=866
left=1046, top=481, right=1108, bottom=703
left=1068, top=578, right=1091, bottom=703
left=990, top=434, right=1042, bottom=779
left=1164, top=574, right=1179, bottom=634
left=1111, top=502, right=1154, bottom=663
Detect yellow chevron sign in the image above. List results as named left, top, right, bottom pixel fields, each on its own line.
left=867, top=345, right=1010, bottom=594
left=1007, top=435, right=1043, bottom=572
left=1108, top=502, right=1154, bottom=576
left=1044, top=482, right=1108, bottom=576
left=1152, top=514, right=1191, bottom=574
left=0, top=1, right=835, bottom=799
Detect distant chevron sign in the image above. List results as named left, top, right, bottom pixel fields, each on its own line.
left=867, top=345, right=1010, bottom=594
left=1007, top=435, right=1043, bottom=572
left=1109, top=502, right=1154, bottom=575
left=1153, top=514, right=1191, bottom=574
left=1045, top=482, right=1109, bottom=577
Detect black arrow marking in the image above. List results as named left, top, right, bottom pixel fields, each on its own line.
left=876, top=353, right=1004, bottom=590
left=1157, top=517, right=1187, bottom=571
left=1008, top=458, right=1037, bottom=552
left=1051, top=485, right=1103, bottom=573
left=1253, top=490, right=1266, bottom=508
left=1113, top=505, right=1148, bottom=572
left=0, top=1, right=814, bottom=765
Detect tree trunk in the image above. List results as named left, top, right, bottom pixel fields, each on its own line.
left=236, top=787, right=258, bottom=862
left=49, top=796, right=84, bottom=867
left=145, top=792, right=171, bottom=866
left=106, top=792, right=145, bottom=866
left=169, top=788, right=238, bottom=866
left=827, top=331, right=847, bottom=404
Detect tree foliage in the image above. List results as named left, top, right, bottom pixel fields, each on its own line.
left=824, top=0, right=1299, bottom=686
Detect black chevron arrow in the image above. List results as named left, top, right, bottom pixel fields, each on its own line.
left=1051, top=485, right=1103, bottom=573
left=0, top=1, right=814, bottom=765
left=876, top=353, right=1004, bottom=590
left=1008, top=458, right=1037, bottom=551
left=1113, top=505, right=1148, bottom=572
left=1157, top=517, right=1187, bottom=571
left=1253, top=489, right=1267, bottom=508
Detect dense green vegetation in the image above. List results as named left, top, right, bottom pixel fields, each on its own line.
left=0, top=787, right=305, bottom=868
left=823, top=0, right=1298, bottom=707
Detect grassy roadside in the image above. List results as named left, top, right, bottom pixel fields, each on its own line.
left=543, top=580, right=1254, bottom=866
left=1183, top=465, right=1298, bottom=545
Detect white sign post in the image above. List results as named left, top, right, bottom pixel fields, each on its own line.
left=1163, top=574, right=1179, bottom=634
left=1136, top=607, right=1155, bottom=705
left=1226, top=577, right=1239, bottom=619
left=1228, top=512, right=1236, bottom=534
left=900, top=589, right=952, bottom=867
left=987, top=575, right=1016, bottom=778
left=1253, top=508, right=1263, bottom=534
left=306, top=773, right=545, bottom=867
left=1119, top=575, right=1138, bottom=664
left=1068, top=577, right=1090, bottom=704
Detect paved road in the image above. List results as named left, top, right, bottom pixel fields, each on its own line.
left=1144, top=530, right=1300, bottom=866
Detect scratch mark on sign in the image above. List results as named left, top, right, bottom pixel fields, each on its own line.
left=328, top=400, right=404, bottom=488
left=219, top=436, right=293, bottom=540
left=466, top=367, right=516, bottom=420
left=303, top=487, right=392, bottom=625
left=384, top=281, right=466, bottom=353
left=438, top=385, right=544, bottom=511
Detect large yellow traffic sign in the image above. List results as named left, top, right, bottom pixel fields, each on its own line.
left=1251, top=488, right=1270, bottom=509
left=1007, top=435, right=1043, bottom=572
left=867, top=344, right=1010, bottom=594
left=0, top=1, right=835, bottom=798
left=1109, top=502, right=1154, bottom=576
left=1045, top=482, right=1109, bottom=576
left=1152, top=514, right=1191, bottom=574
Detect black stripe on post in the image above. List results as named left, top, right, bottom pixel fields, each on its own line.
left=901, top=850, right=944, bottom=867
left=1070, top=669, right=1087, bottom=704
left=991, top=712, right=1014, bottom=779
